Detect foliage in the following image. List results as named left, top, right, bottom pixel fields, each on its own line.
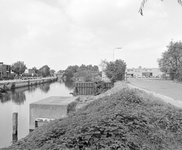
left=5, top=87, right=182, bottom=150
left=103, top=59, right=126, bottom=83
left=11, top=61, right=27, bottom=76
left=158, top=40, right=182, bottom=81
left=139, top=0, right=182, bottom=15
left=74, top=70, right=100, bottom=82
left=64, top=65, right=79, bottom=79
left=39, top=65, right=50, bottom=77
left=94, top=81, right=113, bottom=95
left=64, top=64, right=100, bottom=82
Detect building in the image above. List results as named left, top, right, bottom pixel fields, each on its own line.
left=126, top=67, right=163, bottom=78
left=0, top=62, right=11, bottom=79
left=28, top=69, right=36, bottom=76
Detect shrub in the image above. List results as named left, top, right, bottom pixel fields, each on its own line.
left=4, top=88, right=182, bottom=150
left=94, top=81, right=113, bottom=95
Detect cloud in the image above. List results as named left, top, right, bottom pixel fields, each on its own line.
left=0, top=0, right=182, bottom=71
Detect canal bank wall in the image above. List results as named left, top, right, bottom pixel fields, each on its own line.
left=0, top=77, right=57, bottom=91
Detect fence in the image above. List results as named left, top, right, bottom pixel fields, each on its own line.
left=74, top=82, right=112, bottom=95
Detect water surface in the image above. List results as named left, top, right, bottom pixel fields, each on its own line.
left=0, top=81, right=74, bottom=148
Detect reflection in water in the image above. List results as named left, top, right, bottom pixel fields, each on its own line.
left=39, top=83, right=50, bottom=93
left=0, top=94, right=11, bottom=103
left=0, top=81, right=75, bottom=148
left=27, top=86, right=37, bottom=93
left=11, top=91, right=26, bottom=105
left=64, top=80, right=74, bottom=90
left=0, top=90, right=26, bottom=105
left=0, top=82, right=53, bottom=104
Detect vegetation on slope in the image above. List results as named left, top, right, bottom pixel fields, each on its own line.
left=4, top=87, right=182, bottom=150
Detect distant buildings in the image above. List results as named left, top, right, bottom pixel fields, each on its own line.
left=126, top=67, right=163, bottom=78
left=0, top=62, right=39, bottom=79
left=0, top=62, right=11, bottom=79
left=28, top=69, right=36, bottom=76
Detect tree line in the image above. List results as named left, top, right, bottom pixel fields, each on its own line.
left=11, top=61, right=55, bottom=78
left=62, top=64, right=100, bottom=82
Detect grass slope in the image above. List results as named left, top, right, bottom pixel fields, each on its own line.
left=3, top=87, right=182, bottom=150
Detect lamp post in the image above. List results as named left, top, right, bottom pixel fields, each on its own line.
left=113, top=47, right=122, bottom=61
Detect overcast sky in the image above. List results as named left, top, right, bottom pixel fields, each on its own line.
left=0, top=0, right=182, bottom=71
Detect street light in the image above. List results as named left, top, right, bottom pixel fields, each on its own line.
left=113, top=47, right=122, bottom=61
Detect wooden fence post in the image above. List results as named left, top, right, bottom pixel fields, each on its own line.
left=12, top=112, right=18, bottom=143
left=35, top=120, right=38, bottom=128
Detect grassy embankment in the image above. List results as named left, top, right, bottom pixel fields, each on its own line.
left=3, top=82, right=182, bottom=150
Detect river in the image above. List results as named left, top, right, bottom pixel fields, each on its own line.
left=0, top=80, right=74, bottom=148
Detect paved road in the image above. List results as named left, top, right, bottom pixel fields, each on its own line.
left=128, top=78, right=182, bottom=101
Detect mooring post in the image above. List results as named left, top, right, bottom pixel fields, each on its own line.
left=12, top=112, right=18, bottom=143
left=35, top=120, right=38, bottom=128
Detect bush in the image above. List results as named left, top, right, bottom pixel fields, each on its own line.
left=94, top=81, right=113, bottom=95
left=4, top=88, right=182, bottom=150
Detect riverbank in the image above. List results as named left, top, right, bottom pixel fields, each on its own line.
left=0, top=77, right=57, bottom=92
left=3, top=81, right=182, bottom=150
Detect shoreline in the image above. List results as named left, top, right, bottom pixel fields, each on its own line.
left=0, top=77, right=57, bottom=92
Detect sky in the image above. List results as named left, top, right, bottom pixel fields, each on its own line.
left=0, top=0, right=182, bottom=71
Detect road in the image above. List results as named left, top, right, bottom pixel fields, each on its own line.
left=128, top=78, right=182, bottom=101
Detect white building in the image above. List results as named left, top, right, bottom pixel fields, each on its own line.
left=126, top=67, right=163, bottom=78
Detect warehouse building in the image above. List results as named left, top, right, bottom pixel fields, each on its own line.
left=126, top=66, right=163, bottom=78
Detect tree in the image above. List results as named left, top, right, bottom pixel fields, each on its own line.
left=39, top=65, right=50, bottom=77
left=11, top=61, right=27, bottom=77
left=63, top=64, right=100, bottom=81
left=103, top=59, right=126, bottom=83
left=139, top=0, right=182, bottom=15
left=64, top=65, right=79, bottom=80
left=158, top=40, right=182, bottom=80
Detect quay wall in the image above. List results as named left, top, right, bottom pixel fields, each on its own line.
left=0, top=77, right=57, bottom=90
